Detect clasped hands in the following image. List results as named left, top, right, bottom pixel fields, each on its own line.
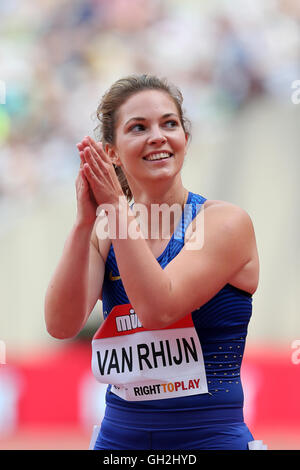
left=76, top=136, right=124, bottom=208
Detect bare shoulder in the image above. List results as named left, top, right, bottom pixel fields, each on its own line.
left=185, top=198, right=257, bottom=262
left=186, top=198, right=254, bottom=231
left=204, top=198, right=249, bottom=214
left=202, top=200, right=259, bottom=294
left=203, top=199, right=255, bottom=230
left=203, top=199, right=258, bottom=274
left=185, top=199, right=254, bottom=245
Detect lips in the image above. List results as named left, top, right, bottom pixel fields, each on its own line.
left=143, top=152, right=173, bottom=161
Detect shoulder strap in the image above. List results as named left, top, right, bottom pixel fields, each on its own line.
left=173, top=192, right=206, bottom=242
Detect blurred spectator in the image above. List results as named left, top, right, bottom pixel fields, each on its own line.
left=213, top=14, right=265, bottom=109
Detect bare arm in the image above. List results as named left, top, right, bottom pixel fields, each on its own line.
left=44, top=221, right=104, bottom=339
left=44, top=142, right=105, bottom=339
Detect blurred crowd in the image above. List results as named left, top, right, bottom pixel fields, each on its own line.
left=1, top=0, right=300, bottom=211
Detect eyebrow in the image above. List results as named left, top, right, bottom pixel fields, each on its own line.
left=124, top=113, right=178, bottom=127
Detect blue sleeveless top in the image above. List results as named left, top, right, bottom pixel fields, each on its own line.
left=101, top=191, right=252, bottom=424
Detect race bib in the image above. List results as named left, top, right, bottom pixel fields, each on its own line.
left=91, top=304, right=208, bottom=401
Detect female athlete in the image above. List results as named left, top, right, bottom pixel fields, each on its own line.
left=44, top=74, right=260, bottom=450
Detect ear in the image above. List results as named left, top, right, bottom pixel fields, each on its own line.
left=105, top=143, right=121, bottom=166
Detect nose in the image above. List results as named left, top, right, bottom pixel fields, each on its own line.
left=147, top=126, right=167, bottom=145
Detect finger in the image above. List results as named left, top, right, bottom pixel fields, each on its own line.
left=87, top=143, right=112, bottom=179
left=83, top=146, right=102, bottom=178
left=80, top=138, right=111, bottom=178
left=78, top=168, right=87, bottom=187
left=77, top=138, right=90, bottom=149
left=85, top=137, right=106, bottom=162
left=79, top=151, right=86, bottom=169
left=95, top=141, right=117, bottom=168
left=81, top=166, right=98, bottom=199
left=82, top=162, right=101, bottom=198
left=77, top=139, right=90, bottom=171
left=88, top=141, right=106, bottom=166
left=81, top=167, right=93, bottom=189
left=83, top=160, right=99, bottom=179
left=88, top=140, right=113, bottom=175
left=77, top=137, right=91, bottom=151
left=88, top=142, right=122, bottom=193
left=89, top=137, right=110, bottom=163
left=76, top=169, right=86, bottom=197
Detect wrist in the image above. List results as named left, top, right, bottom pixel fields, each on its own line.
left=106, top=195, right=128, bottom=240
left=111, top=194, right=128, bottom=211
left=74, top=217, right=95, bottom=231
left=109, top=196, right=144, bottom=241
left=96, top=195, right=128, bottom=218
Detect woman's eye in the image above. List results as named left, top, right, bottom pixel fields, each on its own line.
left=164, top=120, right=178, bottom=128
left=130, top=123, right=145, bottom=132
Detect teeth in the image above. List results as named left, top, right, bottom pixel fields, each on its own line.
left=145, top=152, right=172, bottom=161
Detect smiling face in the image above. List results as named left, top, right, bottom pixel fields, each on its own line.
left=107, top=89, right=188, bottom=190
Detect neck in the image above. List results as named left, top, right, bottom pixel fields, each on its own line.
left=130, top=181, right=188, bottom=241
left=131, top=174, right=186, bottom=205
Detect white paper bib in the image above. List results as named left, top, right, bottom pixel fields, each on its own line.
left=91, top=304, right=208, bottom=401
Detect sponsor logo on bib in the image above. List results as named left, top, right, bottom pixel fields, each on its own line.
left=91, top=304, right=208, bottom=401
